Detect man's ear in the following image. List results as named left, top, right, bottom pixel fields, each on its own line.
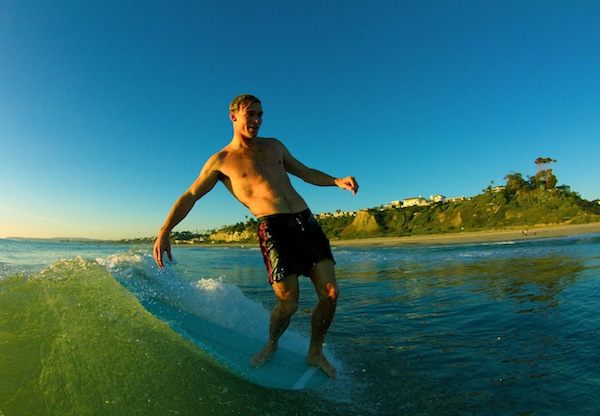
left=229, top=111, right=237, bottom=122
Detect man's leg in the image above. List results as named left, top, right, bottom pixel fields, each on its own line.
left=250, top=274, right=300, bottom=367
left=307, top=259, right=339, bottom=378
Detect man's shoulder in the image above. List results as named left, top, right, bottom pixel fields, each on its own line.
left=205, top=149, right=224, bottom=162
left=201, top=147, right=230, bottom=172
left=259, top=137, right=284, bottom=148
left=261, top=136, right=280, bottom=143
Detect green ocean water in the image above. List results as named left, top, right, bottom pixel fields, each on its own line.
left=0, top=258, right=319, bottom=416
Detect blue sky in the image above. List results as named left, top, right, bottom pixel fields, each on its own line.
left=1, top=1, right=599, bottom=239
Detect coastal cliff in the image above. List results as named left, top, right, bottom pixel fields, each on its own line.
left=207, top=229, right=255, bottom=243
left=339, top=210, right=384, bottom=238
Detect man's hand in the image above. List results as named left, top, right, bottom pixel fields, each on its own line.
left=335, top=176, right=359, bottom=195
left=153, top=232, right=172, bottom=268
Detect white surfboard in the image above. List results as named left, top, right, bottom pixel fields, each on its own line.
left=148, top=300, right=330, bottom=390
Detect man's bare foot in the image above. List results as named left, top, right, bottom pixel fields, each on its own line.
left=250, top=343, right=277, bottom=368
left=306, top=352, right=337, bottom=378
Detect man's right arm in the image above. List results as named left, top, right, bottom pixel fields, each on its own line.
left=153, top=156, right=221, bottom=268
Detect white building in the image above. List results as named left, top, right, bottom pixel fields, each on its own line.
left=402, top=196, right=428, bottom=207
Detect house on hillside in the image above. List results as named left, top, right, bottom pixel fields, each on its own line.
left=444, top=196, right=467, bottom=203
left=384, top=200, right=402, bottom=209
left=316, top=210, right=357, bottom=219
left=403, top=196, right=428, bottom=207
left=556, top=185, right=571, bottom=193
left=333, top=210, right=355, bottom=218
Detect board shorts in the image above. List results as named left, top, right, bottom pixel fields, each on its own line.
left=257, top=209, right=335, bottom=285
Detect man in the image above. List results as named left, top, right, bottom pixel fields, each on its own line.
left=153, top=94, right=358, bottom=378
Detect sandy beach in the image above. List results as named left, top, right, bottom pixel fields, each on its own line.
left=330, top=222, right=600, bottom=247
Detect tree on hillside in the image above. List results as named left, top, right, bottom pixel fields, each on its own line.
left=545, top=169, right=558, bottom=189
left=535, top=157, right=557, bottom=171
left=530, top=157, right=558, bottom=189
left=505, top=172, right=527, bottom=194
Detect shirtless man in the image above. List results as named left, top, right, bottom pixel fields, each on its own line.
left=153, top=94, right=358, bottom=378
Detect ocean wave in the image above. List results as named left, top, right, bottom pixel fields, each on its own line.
left=97, top=250, right=313, bottom=355
left=0, top=255, right=273, bottom=415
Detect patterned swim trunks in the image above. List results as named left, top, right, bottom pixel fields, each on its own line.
left=257, top=209, right=335, bottom=284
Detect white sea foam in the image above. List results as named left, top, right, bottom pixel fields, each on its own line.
left=97, top=250, right=317, bottom=355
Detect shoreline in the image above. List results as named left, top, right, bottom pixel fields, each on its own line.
left=9, top=222, right=598, bottom=248
left=175, top=222, right=600, bottom=249
left=329, top=222, right=600, bottom=247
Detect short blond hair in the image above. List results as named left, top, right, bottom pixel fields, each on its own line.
left=229, top=94, right=261, bottom=113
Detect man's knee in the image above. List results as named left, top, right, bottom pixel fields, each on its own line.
left=273, top=273, right=299, bottom=297
left=311, top=260, right=339, bottom=302
left=324, top=282, right=340, bottom=303
left=273, top=279, right=300, bottom=316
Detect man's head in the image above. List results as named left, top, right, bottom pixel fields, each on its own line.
left=229, top=94, right=261, bottom=114
left=229, top=94, right=263, bottom=139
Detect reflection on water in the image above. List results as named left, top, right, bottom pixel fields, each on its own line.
left=418, top=254, right=582, bottom=313
left=341, top=240, right=587, bottom=312
left=332, top=235, right=600, bottom=415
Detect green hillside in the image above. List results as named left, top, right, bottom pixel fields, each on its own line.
left=124, top=158, right=600, bottom=244
left=150, top=187, right=599, bottom=245
left=320, top=188, right=600, bottom=240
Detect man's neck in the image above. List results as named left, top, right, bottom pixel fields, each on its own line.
left=231, top=133, right=258, bottom=148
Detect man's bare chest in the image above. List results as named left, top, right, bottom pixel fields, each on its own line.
left=222, top=146, right=284, bottom=179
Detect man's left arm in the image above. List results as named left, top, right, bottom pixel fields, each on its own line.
left=280, top=140, right=359, bottom=195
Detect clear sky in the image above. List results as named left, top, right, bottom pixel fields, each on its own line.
left=1, top=1, right=599, bottom=240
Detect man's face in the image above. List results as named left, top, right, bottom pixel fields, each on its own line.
left=232, top=101, right=263, bottom=139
